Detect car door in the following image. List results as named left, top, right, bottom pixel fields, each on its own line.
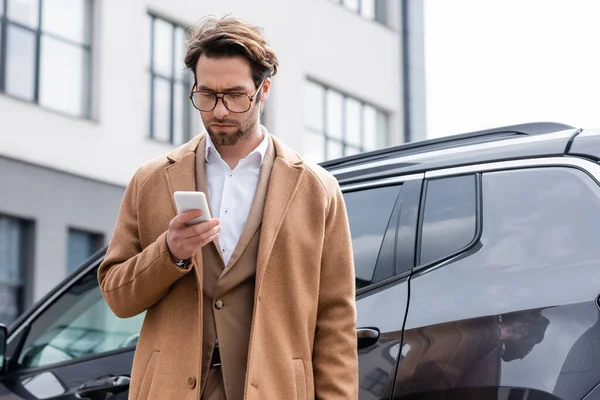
left=341, top=175, right=422, bottom=400
left=394, top=161, right=600, bottom=400
left=0, top=256, right=143, bottom=400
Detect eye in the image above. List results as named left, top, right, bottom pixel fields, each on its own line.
left=227, top=93, right=244, bottom=99
left=198, top=92, right=215, bottom=99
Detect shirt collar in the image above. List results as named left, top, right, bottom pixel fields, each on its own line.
left=205, top=126, right=269, bottom=166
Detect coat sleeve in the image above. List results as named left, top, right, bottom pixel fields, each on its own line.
left=97, top=168, right=193, bottom=319
left=313, top=180, right=359, bottom=399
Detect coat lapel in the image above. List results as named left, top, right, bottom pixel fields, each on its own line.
left=255, top=136, right=305, bottom=291
left=221, top=136, right=275, bottom=273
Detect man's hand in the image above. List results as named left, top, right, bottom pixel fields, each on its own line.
left=166, top=210, right=221, bottom=261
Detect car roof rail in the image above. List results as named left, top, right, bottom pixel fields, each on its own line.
left=321, top=121, right=576, bottom=169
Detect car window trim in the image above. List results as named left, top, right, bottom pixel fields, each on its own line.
left=413, top=156, right=600, bottom=274
left=7, top=258, right=103, bottom=344
left=342, top=174, right=423, bottom=296
left=1, top=345, right=136, bottom=378
left=341, top=173, right=423, bottom=192
left=415, top=173, right=482, bottom=270
left=356, top=271, right=411, bottom=300
left=425, top=156, right=600, bottom=181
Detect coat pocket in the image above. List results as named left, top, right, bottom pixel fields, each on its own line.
left=293, top=358, right=307, bottom=400
left=137, top=350, right=160, bottom=400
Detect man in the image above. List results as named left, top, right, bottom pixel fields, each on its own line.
left=98, top=15, right=358, bottom=400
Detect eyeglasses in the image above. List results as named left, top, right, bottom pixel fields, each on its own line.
left=189, top=80, right=265, bottom=113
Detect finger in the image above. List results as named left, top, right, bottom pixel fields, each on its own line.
left=185, top=223, right=221, bottom=242
left=179, top=230, right=220, bottom=252
left=179, top=219, right=220, bottom=239
left=175, top=209, right=203, bottom=225
left=193, top=218, right=220, bottom=235
left=204, top=232, right=220, bottom=245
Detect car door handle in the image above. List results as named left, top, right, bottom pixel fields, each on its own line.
left=77, top=375, right=130, bottom=400
left=357, top=327, right=380, bottom=349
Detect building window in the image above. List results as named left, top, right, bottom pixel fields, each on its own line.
left=0, top=0, right=93, bottom=118
left=67, top=228, right=103, bottom=273
left=147, top=14, right=198, bottom=146
left=0, top=215, right=32, bottom=325
left=328, top=0, right=387, bottom=25
left=304, top=79, right=388, bottom=163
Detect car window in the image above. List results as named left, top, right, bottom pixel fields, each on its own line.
left=419, top=175, right=477, bottom=265
left=17, top=268, right=144, bottom=369
left=482, top=167, right=600, bottom=266
left=343, top=184, right=402, bottom=289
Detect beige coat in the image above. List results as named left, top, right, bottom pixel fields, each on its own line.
left=98, top=133, right=358, bottom=399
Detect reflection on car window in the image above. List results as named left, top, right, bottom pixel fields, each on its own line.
left=420, top=175, right=477, bottom=265
left=482, top=167, right=600, bottom=267
left=18, top=268, right=144, bottom=369
left=343, top=185, right=402, bottom=289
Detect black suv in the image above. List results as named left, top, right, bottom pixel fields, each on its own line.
left=2, top=122, right=600, bottom=400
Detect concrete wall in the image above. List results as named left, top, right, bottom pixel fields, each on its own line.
left=0, top=156, right=124, bottom=302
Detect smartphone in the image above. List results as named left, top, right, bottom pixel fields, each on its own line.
left=173, top=191, right=212, bottom=226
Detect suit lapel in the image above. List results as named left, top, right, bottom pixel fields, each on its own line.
left=255, top=138, right=305, bottom=291
left=221, top=137, right=275, bottom=273
left=194, top=136, right=224, bottom=261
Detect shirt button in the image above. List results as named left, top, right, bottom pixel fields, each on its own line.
left=188, top=376, right=197, bottom=389
left=228, top=173, right=233, bottom=178
left=214, top=300, right=224, bottom=310
left=222, top=248, right=226, bottom=253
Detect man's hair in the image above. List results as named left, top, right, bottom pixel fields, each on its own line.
left=185, top=15, right=279, bottom=88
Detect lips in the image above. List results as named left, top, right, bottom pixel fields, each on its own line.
left=212, top=124, right=236, bottom=128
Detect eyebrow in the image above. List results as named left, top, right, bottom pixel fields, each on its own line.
left=197, top=85, right=247, bottom=92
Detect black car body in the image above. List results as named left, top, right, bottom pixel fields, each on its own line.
left=2, top=122, right=600, bottom=399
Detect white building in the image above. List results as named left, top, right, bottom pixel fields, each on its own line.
left=0, top=0, right=424, bottom=324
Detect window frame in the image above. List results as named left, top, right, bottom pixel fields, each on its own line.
left=341, top=175, right=422, bottom=297
left=0, top=0, right=93, bottom=118
left=328, top=0, right=388, bottom=26
left=147, top=12, right=193, bottom=146
left=343, top=183, right=403, bottom=292
left=415, top=173, right=482, bottom=270
left=66, top=227, right=104, bottom=274
left=305, top=78, right=389, bottom=162
left=0, top=214, right=35, bottom=327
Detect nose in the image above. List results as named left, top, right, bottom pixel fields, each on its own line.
left=213, top=98, right=229, bottom=119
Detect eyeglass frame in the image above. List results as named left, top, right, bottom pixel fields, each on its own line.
left=189, top=80, right=265, bottom=113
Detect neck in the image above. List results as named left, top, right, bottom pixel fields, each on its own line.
left=215, top=124, right=264, bottom=169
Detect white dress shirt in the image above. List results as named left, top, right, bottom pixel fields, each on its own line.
left=205, top=129, right=269, bottom=266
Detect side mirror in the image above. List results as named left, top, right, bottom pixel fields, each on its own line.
left=0, top=324, right=6, bottom=374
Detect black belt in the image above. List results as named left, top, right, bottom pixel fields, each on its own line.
left=210, top=342, right=221, bottom=367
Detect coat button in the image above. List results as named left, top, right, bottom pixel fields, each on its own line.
left=214, top=300, right=224, bottom=310
left=188, top=376, right=196, bottom=389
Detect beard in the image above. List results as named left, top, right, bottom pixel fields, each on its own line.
left=204, top=111, right=259, bottom=146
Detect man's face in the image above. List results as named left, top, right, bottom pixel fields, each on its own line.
left=194, top=54, right=269, bottom=146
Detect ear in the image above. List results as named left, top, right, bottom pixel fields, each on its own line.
left=260, top=78, right=271, bottom=102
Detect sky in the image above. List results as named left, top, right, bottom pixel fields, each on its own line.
left=423, top=0, right=600, bottom=139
